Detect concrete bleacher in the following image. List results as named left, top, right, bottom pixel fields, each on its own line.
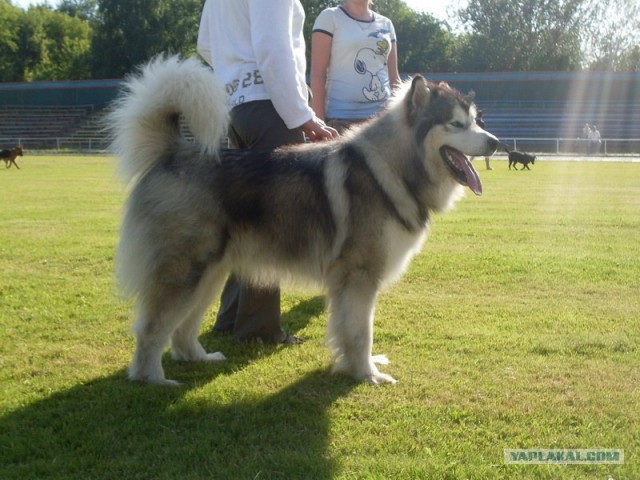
left=0, top=105, right=93, bottom=148
left=1, top=100, right=639, bottom=154
left=2, top=71, right=638, bottom=154
left=478, top=101, right=640, bottom=141
left=64, top=107, right=112, bottom=150
left=0, top=102, right=205, bottom=151
left=470, top=100, right=640, bottom=154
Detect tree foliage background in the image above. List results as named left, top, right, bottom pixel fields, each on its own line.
left=455, top=0, right=585, bottom=71
left=0, top=0, right=638, bottom=82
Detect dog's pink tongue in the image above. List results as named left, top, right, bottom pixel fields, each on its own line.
left=452, top=150, right=482, bottom=196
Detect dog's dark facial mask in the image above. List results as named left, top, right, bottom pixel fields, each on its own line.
left=408, top=77, right=483, bottom=196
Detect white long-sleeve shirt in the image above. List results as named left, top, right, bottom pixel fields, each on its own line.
left=197, top=0, right=314, bottom=129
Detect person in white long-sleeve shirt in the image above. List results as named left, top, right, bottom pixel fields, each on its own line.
left=588, top=124, right=601, bottom=155
left=197, top=0, right=338, bottom=344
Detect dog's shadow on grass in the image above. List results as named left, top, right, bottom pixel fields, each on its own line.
left=2, top=296, right=356, bottom=478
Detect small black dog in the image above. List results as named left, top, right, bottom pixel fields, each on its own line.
left=503, top=145, right=536, bottom=170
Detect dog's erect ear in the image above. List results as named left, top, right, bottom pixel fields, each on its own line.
left=406, top=75, right=431, bottom=121
left=410, top=75, right=431, bottom=107
left=466, top=90, right=476, bottom=102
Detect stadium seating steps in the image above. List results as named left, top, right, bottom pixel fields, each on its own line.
left=1, top=101, right=639, bottom=151
left=477, top=100, right=640, bottom=140
left=0, top=104, right=91, bottom=140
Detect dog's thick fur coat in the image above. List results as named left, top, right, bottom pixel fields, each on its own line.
left=109, top=57, right=498, bottom=385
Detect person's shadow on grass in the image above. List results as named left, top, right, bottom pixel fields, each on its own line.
left=1, top=297, right=357, bottom=479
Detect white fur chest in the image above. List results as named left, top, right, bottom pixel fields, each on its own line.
left=380, top=221, right=429, bottom=288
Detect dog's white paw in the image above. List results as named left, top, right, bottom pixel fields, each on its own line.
left=331, top=355, right=396, bottom=384
left=365, top=356, right=396, bottom=384
left=171, top=346, right=226, bottom=362
left=371, top=354, right=390, bottom=365
left=156, top=378, right=182, bottom=387
left=364, top=371, right=397, bottom=385
left=129, top=371, right=182, bottom=387
left=205, top=351, right=226, bottom=361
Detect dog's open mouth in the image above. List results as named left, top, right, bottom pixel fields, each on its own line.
left=440, top=146, right=482, bottom=196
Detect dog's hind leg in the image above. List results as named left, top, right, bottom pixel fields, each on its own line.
left=129, top=265, right=224, bottom=385
left=171, top=266, right=227, bottom=363
left=327, top=277, right=396, bottom=385
left=129, top=306, right=182, bottom=386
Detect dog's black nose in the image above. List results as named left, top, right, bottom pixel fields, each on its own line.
left=487, top=136, right=499, bottom=152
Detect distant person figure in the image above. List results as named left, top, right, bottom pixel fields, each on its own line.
left=589, top=124, right=601, bottom=155
left=582, top=123, right=591, bottom=154
left=472, top=110, right=493, bottom=170
left=310, top=0, right=401, bottom=134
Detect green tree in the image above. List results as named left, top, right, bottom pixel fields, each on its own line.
left=616, top=46, right=640, bottom=72
left=300, top=0, right=455, bottom=74
left=91, top=0, right=203, bottom=78
left=374, top=0, right=456, bottom=73
left=0, top=0, right=24, bottom=81
left=58, top=0, right=98, bottom=23
left=391, top=10, right=456, bottom=73
left=18, top=6, right=92, bottom=80
left=581, top=0, right=640, bottom=71
left=455, top=0, right=584, bottom=71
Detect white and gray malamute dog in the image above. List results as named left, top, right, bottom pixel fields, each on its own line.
left=109, top=57, right=498, bottom=386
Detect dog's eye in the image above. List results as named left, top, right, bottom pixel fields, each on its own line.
left=450, top=121, right=464, bottom=129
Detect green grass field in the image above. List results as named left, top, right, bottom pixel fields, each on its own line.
left=1, top=155, right=638, bottom=479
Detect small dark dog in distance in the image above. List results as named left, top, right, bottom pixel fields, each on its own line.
left=503, top=144, right=536, bottom=170
left=1, top=145, right=24, bottom=169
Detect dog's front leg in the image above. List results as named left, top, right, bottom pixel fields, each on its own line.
left=327, top=278, right=396, bottom=385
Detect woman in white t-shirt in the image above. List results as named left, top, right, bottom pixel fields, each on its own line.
left=311, top=0, right=401, bottom=133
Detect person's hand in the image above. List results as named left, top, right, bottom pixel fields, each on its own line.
left=301, top=117, right=339, bottom=142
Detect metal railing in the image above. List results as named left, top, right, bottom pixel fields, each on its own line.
left=2, top=135, right=640, bottom=156
left=0, top=136, right=110, bottom=152
left=500, top=137, right=640, bottom=156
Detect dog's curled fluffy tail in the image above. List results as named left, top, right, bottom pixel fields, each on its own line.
left=108, top=56, right=228, bottom=183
